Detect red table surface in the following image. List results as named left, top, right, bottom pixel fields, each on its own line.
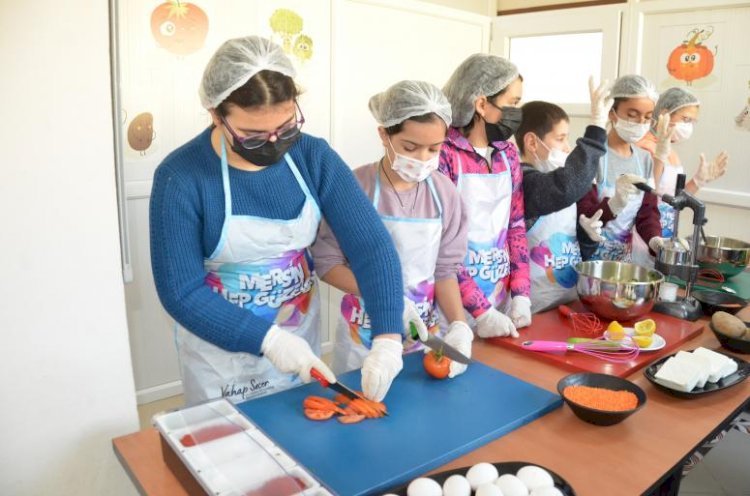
left=487, top=300, right=704, bottom=377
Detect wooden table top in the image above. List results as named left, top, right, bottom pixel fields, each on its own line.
left=113, top=309, right=750, bottom=496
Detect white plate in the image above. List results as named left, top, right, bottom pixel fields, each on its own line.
left=604, top=327, right=666, bottom=352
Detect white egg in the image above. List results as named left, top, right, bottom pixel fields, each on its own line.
left=495, top=474, right=529, bottom=496
left=466, top=463, right=500, bottom=490
left=476, top=482, right=504, bottom=496
left=530, top=487, right=563, bottom=496
left=516, top=466, right=554, bottom=491
left=442, top=474, right=472, bottom=496
left=406, top=477, right=442, bottom=496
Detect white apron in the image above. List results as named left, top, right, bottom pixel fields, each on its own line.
left=592, top=150, right=646, bottom=262
left=457, top=151, right=513, bottom=313
left=332, top=172, right=443, bottom=374
left=527, top=203, right=581, bottom=313
left=176, top=136, right=322, bottom=405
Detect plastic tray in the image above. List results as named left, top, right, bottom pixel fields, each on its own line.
left=153, top=399, right=331, bottom=496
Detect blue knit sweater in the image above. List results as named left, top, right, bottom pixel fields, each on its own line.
left=150, top=127, right=403, bottom=355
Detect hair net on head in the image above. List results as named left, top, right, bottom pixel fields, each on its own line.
left=610, top=74, right=659, bottom=103
left=654, top=87, right=700, bottom=116
left=443, top=54, right=520, bottom=127
left=199, top=36, right=296, bottom=109
left=369, top=80, right=452, bottom=128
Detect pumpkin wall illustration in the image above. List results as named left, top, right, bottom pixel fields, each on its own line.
left=640, top=6, right=750, bottom=214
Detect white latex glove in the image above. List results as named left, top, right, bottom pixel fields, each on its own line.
left=579, top=208, right=604, bottom=243
left=510, top=295, right=532, bottom=329
left=261, top=325, right=335, bottom=383
left=403, top=297, right=427, bottom=341
left=608, top=173, right=645, bottom=215
left=361, top=337, right=403, bottom=402
left=589, top=76, right=613, bottom=129
left=693, top=152, right=729, bottom=188
left=475, top=307, right=518, bottom=338
left=654, top=113, right=676, bottom=163
left=443, top=321, right=474, bottom=378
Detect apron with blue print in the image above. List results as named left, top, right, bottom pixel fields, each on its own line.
left=332, top=172, right=443, bottom=374
left=456, top=151, right=513, bottom=316
left=527, top=202, right=581, bottom=313
left=176, top=137, right=321, bottom=405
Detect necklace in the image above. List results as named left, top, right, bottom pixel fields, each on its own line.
left=380, top=159, right=419, bottom=212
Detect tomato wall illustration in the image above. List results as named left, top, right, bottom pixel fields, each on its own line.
left=667, top=27, right=717, bottom=86
left=269, top=8, right=314, bottom=63
left=151, top=1, right=208, bottom=56
left=127, top=112, right=155, bottom=155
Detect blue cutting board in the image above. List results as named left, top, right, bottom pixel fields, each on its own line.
left=237, top=353, right=562, bottom=496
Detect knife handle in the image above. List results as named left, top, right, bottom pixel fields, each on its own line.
left=310, top=368, right=330, bottom=387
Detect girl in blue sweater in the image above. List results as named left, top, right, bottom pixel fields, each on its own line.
left=150, top=37, right=405, bottom=404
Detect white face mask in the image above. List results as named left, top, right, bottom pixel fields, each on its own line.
left=533, top=136, right=569, bottom=173
left=387, top=139, right=439, bottom=183
left=671, top=122, right=694, bottom=143
left=613, top=116, right=650, bottom=144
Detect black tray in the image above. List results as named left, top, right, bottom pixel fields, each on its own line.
left=386, top=461, right=575, bottom=495
left=643, top=349, right=750, bottom=398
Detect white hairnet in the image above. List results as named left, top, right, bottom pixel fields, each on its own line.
left=369, top=80, right=452, bottom=128
left=654, top=87, right=700, bottom=116
left=443, top=54, right=520, bottom=127
left=199, top=36, right=296, bottom=109
left=610, top=74, right=658, bottom=103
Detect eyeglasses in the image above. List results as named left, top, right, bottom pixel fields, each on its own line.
left=221, top=102, right=305, bottom=150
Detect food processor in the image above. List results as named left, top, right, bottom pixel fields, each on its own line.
left=636, top=174, right=703, bottom=321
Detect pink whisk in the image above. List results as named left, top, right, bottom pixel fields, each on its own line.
left=558, top=304, right=604, bottom=336
left=521, top=337, right=640, bottom=363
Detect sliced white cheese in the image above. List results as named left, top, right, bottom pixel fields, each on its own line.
left=654, top=357, right=700, bottom=392
left=674, top=351, right=710, bottom=388
left=693, top=347, right=738, bottom=382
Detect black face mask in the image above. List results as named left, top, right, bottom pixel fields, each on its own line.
left=230, top=134, right=300, bottom=167
left=484, top=105, right=523, bottom=143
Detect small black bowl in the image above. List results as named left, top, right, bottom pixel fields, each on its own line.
left=557, top=372, right=646, bottom=426
left=709, top=321, right=750, bottom=354
left=692, top=290, right=748, bottom=316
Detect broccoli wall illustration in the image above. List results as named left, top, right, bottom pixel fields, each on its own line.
left=269, top=8, right=313, bottom=63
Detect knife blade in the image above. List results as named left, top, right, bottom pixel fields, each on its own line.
left=310, top=368, right=389, bottom=415
left=410, top=322, right=472, bottom=365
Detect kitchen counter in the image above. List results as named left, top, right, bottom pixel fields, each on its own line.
left=113, top=308, right=750, bottom=495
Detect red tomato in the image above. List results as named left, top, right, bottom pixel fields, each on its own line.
left=303, top=408, right=334, bottom=421
left=423, top=350, right=451, bottom=379
left=150, top=1, right=208, bottom=56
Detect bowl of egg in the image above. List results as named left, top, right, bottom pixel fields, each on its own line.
left=386, top=461, right=575, bottom=496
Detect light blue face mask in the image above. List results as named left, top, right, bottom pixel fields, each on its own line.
left=533, top=136, right=569, bottom=173
left=613, top=116, right=650, bottom=143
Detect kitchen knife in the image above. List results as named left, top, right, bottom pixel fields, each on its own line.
left=310, top=368, right=389, bottom=415
left=409, top=322, right=472, bottom=365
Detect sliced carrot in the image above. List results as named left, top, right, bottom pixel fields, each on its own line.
left=304, top=409, right=334, bottom=421
left=337, top=414, right=365, bottom=424
left=303, top=396, right=346, bottom=415
left=333, top=394, right=351, bottom=405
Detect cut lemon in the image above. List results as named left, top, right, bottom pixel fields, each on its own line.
left=634, top=319, right=656, bottom=336
left=632, top=335, right=653, bottom=348
left=607, top=321, right=625, bottom=339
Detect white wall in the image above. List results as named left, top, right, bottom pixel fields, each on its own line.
left=0, top=1, right=140, bottom=495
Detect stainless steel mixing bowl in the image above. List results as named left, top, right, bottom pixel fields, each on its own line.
left=575, top=261, right=664, bottom=321
left=697, top=236, right=750, bottom=279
